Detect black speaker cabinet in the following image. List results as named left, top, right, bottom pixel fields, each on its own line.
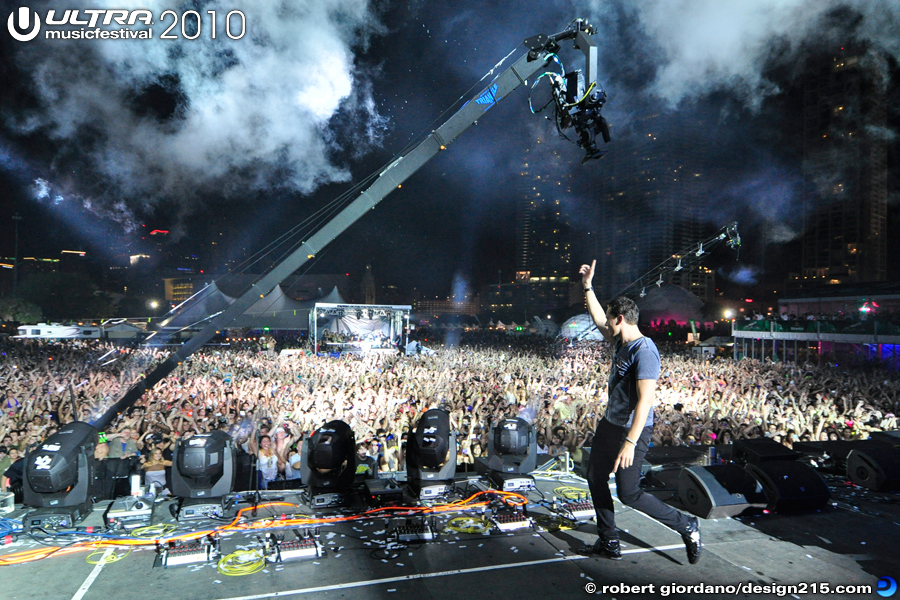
left=233, top=450, right=254, bottom=492
left=794, top=440, right=887, bottom=474
left=745, top=460, right=830, bottom=512
left=869, top=430, right=900, bottom=448
left=846, top=447, right=900, bottom=491
left=733, top=438, right=800, bottom=465
left=678, top=464, right=768, bottom=519
left=644, top=445, right=706, bottom=466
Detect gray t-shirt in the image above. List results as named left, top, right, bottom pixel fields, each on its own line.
left=605, top=337, right=660, bottom=428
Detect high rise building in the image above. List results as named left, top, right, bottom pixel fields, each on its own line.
left=795, top=47, right=888, bottom=288
left=595, top=113, right=714, bottom=303
left=513, top=139, right=576, bottom=314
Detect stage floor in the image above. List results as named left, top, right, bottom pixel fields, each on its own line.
left=0, top=467, right=896, bottom=600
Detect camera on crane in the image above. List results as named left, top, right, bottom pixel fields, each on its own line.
left=552, top=70, right=610, bottom=162
left=525, top=18, right=611, bottom=163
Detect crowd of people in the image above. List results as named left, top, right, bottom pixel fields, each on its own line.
left=1, top=332, right=898, bottom=493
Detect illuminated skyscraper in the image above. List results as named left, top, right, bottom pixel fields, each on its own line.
left=595, top=113, right=713, bottom=303
left=514, top=139, right=575, bottom=313
left=796, top=46, right=888, bottom=287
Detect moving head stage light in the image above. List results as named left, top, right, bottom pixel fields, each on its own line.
left=407, top=409, right=456, bottom=499
left=172, top=430, right=236, bottom=519
left=301, top=420, right=356, bottom=508
left=486, top=418, right=537, bottom=492
left=23, top=421, right=101, bottom=531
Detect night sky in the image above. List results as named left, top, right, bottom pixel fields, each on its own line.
left=1, top=1, right=899, bottom=300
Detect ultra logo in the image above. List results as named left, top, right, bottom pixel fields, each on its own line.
left=7, top=7, right=40, bottom=42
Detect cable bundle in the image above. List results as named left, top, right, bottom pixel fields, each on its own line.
left=217, top=549, right=266, bottom=576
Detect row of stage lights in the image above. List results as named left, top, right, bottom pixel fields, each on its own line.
left=17, top=410, right=539, bottom=531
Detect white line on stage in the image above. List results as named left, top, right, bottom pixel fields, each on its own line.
left=210, top=544, right=688, bottom=600
left=71, top=548, right=113, bottom=600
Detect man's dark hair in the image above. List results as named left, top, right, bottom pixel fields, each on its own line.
left=606, top=296, right=640, bottom=325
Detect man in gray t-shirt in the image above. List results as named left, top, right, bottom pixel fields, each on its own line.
left=606, top=336, right=659, bottom=429
left=576, top=259, right=701, bottom=565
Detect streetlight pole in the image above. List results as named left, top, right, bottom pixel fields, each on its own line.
left=12, top=213, right=23, bottom=296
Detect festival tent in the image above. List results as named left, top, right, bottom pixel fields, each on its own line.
left=102, top=322, right=144, bottom=340
left=231, top=285, right=315, bottom=329
left=635, top=285, right=703, bottom=325
left=159, top=282, right=234, bottom=329
left=531, top=316, right=560, bottom=337
left=558, top=313, right=604, bottom=341
left=161, top=283, right=346, bottom=331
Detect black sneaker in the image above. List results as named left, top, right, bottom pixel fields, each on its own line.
left=577, top=537, right=622, bottom=560
left=681, top=516, right=701, bottom=564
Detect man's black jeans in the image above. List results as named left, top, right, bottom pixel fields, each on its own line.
left=586, top=418, right=692, bottom=539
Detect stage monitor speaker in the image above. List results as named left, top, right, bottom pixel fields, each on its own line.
left=733, top=438, right=800, bottom=465
left=745, top=461, right=830, bottom=512
left=794, top=440, right=886, bottom=474
left=846, top=447, right=900, bottom=491
left=678, top=464, right=768, bottom=519
left=869, top=430, right=900, bottom=448
left=233, top=450, right=254, bottom=492
left=644, top=445, right=706, bottom=466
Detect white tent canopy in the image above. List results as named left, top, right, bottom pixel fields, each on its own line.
left=531, top=316, right=560, bottom=337
left=161, top=283, right=347, bottom=331
left=636, top=285, right=703, bottom=325
left=558, top=313, right=604, bottom=341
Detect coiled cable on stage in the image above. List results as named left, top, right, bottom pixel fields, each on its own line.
left=217, top=549, right=266, bottom=576
left=130, top=523, right=177, bottom=538
left=444, top=517, right=492, bottom=534
left=553, top=486, right=591, bottom=500
left=86, top=547, right=132, bottom=565
left=532, top=514, right=577, bottom=532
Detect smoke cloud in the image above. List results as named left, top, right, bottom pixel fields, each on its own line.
left=585, top=0, right=900, bottom=108
left=4, top=0, right=389, bottom=229
left=720, top=265, right=761, bottom=285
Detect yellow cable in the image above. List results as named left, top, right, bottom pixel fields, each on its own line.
left=86, top=547, right=132, bottom=565
left=553, top=486, right=590, bottom=500
left=562, top=81, right=596, bottom=107
left=533, top=514, right=577, bottom=532
left=445, top=517, right=492, bottom=535
left=217, top=550, right=266, bottom=576
left=131, top=524, right=176, bottom=538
